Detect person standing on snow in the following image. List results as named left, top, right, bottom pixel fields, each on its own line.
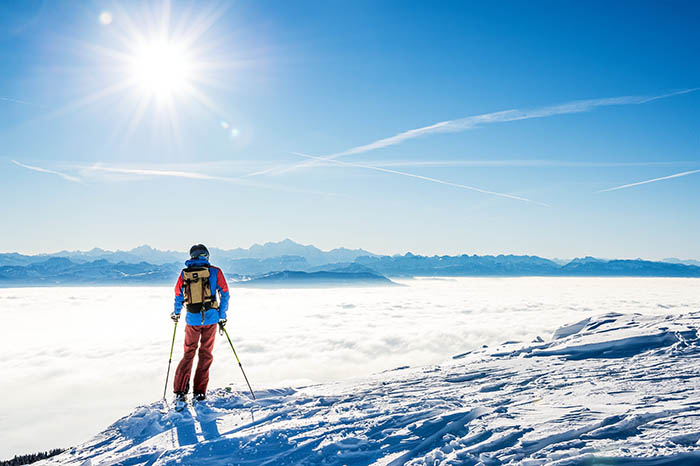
left=171, top=244, right=229, bottom=403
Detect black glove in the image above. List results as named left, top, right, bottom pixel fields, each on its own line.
left=171, top=311, right=180, bottom=322
left=218, top=319, right=227, bottom=332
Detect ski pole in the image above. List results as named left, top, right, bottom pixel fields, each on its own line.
left=221, top=326, right=256, bottom=400
left=163, top=319, right=178, bottom=399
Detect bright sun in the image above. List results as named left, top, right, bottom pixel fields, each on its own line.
left=128, top=40, right=193, bottom=98
left=83, top=3, right=240, bottom=142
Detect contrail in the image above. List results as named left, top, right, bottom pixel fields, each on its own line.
left=0, top=97, right=37, bottom=106
left=598, top=169, right=700, bottom=193
left=78, top=164, right=337, bottom=196
left=11, top=160, right=81, bottom=183
left=83, top=165, right=234, bottom=181
left=291, top=152, right=549, bottom=207
left=326, top=89, right=698, bottom=159
left=298, top=159, right=689, bottom=169
left=250, top=88, right=698, bottom=177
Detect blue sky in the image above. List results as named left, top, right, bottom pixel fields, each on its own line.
left=1, top=0, right=698, bottom=259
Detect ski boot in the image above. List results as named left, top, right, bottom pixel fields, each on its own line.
left=174, top=392, right=187, bottom=412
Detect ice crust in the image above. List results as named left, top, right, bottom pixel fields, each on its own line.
left=37, top=312, right=700, bottom=465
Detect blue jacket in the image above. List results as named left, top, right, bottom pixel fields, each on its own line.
left=173, top=258, right=230, bottom=326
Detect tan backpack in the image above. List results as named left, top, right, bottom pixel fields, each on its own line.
left=183, top=266, right=218, bottom=323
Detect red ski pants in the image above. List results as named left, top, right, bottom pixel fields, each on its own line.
left=173, top=323, right=217, bottom=394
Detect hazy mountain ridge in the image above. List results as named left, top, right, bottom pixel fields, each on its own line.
left=663, top=257, right=700, bottom=267
left=0, top=258, right=181, bottom=285
left=0, top=239, right=376, bottom=267
left=0, top=246, right=182, bottom=266
left=355, top=253, right=563, bottom=277
left=356, top=254, right=700, bottom=277
left=1, top=241, right=700, bottom=285
left=213, top=239, right=377, bottom=266
left=235, top=268, right=395, bottom=288
left=560, top=258, right=700, bottom=276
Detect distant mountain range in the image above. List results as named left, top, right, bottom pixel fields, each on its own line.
left=355, top=254, right=700, bottom=278
left=1, top=240, right=699, bottom=286
left=663, top=257, right=700, bottom=267
left=0, top=239, right=375, bottom=267
left=0, top=258, right=180, bottom=285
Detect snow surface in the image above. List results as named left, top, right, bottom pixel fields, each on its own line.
left=35, top=310, right=700, bottom=465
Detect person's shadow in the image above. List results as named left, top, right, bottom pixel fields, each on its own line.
left=173, top=408, right=221, bottom=446
left=174, top=415, right=198, bottom=446
left=199, top=417, right=221, bottom=440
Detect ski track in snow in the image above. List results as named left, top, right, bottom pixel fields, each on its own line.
left=37, top=312, right=700, bottom=465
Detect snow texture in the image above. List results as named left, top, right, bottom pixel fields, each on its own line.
left=36, top=311, right=700, bottom=465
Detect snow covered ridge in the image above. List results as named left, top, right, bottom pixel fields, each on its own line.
left=38, top=312, right=700, bottom=465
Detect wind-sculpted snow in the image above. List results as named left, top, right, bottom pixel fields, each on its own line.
left=36, top=312, right=700, bottom=465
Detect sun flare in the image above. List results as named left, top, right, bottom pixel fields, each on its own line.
left=62, top=2, right=246, bottom=146
left=128, top=40, right=193, bottom=98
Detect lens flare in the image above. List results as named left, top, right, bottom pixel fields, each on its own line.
left=99, top=12, right=113, bottom=25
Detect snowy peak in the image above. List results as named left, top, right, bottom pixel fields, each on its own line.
left=221, top=239, right=377, bottom=266
left=247, top=238, right=324, bottom=260
left=39, top=312, right=700, bottom=465
left=564, top=255, right=607, bottom=265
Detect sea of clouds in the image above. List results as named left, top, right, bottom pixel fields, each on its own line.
left=1, top=277, right=699, bottom=458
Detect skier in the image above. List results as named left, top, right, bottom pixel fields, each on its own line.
left=171, top=244, right=229, bottom=408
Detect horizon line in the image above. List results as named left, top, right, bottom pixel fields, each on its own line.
left=3, top=240, right=698, bottom=264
